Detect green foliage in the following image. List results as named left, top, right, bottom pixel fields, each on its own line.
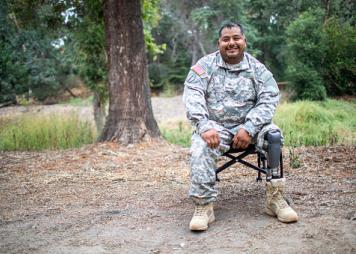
left=0, top=114, right=96, bottom=151
left=286, top=8, right=355, bottom=100
left=70, top=0, right=107, bottom=103
left=142, top=0, right=166, bottom=58
left=0, top=0, right=75, bottom=103
left=286, top=8, right=326, bottom=66
left=322, top=18, right=356, bottom=96
left=148, top=9, right=191, bottom=91
left=285, top=8, right=327, bottom=101
left=286, top=63, right=327, bottom=101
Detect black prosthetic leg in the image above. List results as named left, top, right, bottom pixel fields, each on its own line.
left=266, top=130, right=283, bottom=181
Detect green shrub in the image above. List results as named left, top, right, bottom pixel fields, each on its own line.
left=322, top=18, right=356, bottom=96
left=0, top=114, right=96, bottom=151
left=285, top=8, right=355, bottom=100
left=287, top=64, right=326, bottom=101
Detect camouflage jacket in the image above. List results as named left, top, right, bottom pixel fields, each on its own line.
left=183, top=51, right=280, bottom=137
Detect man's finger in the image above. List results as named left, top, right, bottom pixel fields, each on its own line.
left=233, top=138, right=238, bottom=149
left=241, top=142, right=248, bottom=149
left=214, top=136, right=220, bottom=147
left=235, top=140, right=241, bottom=149
left=232, top=138, right=237, bottom=149
left=206, top=139, right=212, bottom=148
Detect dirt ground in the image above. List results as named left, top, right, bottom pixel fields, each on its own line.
left=0, top=97, right=355, bottom=254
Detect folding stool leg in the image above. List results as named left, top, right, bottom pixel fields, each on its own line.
left=279, top=151, right=284, bottom=178
left=256, top=153, right=262, bottom=182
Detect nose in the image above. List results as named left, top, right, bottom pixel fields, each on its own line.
left=227, top=38, right=236, bottom=46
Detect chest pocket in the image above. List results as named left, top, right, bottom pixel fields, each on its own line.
left=225, top=73, right=257, bottom=103
left=206, top=73, right=226, bottom=103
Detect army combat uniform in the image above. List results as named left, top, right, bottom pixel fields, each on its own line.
left=183, top=51, right=280, bottom=205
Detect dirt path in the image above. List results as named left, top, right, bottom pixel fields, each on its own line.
left=0, top=98, right=355, bottom=253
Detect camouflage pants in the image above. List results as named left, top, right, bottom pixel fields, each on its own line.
left=189, top=123, right=281, bottom=205
left=189, top=127, right=233, bottom=205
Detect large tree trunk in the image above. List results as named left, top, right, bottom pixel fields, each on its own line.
left=100, top=0, right=160, bottom=144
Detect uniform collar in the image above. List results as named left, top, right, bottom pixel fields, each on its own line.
left=216, top=51, right=250, bottom=71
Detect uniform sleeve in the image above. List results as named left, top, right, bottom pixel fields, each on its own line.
left=241, top=69, right=280, bottom=137
left=182, top=69, right=215, bottom=134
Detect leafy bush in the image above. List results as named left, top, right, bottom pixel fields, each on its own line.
left=287, top=63, right=326, bottom=101
left=322, top=18, right=356, bottom=96
left=0, top=2, right=76, bottom=103
left=285, top=8, right=355, bottom=100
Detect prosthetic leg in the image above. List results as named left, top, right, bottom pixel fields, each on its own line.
left=265, top=130, right=298, bottom=222
left=266, top=130, right=282, bottom=180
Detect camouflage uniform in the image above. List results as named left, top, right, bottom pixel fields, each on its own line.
left=183, top=51, right=280, bottom=205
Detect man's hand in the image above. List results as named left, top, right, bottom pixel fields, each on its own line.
left=232, top=128, right=251, bottom=149
left=201, top=129, right=220, bottom=148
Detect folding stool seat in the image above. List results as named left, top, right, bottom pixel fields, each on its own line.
left=215, top=143, right=284, bottom=182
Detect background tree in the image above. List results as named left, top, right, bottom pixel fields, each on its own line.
left=0, top=0, right=75, bottom=104
left=69, top=0, right=164, bottom=133
left=100, top=0, right=160, bottom=144
left=69, top=0, right=108, bottom=132
left=285, top=6, right=355, bottom=100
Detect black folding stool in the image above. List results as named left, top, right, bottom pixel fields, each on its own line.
left=215, top=141, right=284, bottom=182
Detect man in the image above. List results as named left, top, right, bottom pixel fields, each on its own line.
left=183, top=22, right=298, bottom=231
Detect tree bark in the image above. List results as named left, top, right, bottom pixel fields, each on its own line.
left=93, top=91, right=106, bottom=134
left=101, top=0, right=160, bottom=144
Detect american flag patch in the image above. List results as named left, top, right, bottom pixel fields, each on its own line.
left=191, top=64, right=205, bottom=76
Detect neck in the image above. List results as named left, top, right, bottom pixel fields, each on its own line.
left=224, top=54, right=244, bottom=65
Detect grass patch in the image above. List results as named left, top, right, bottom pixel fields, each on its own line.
left=160, top=99, right=355, bottom=147
left=160, top=121, right=192, bottom=147
left=0, top=114, right=97, bottom=151
left=274, top=99, right=356, bottom=146
left=61, top=96, right=93, bottom=106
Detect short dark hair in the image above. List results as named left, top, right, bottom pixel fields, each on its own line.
left=218, top=21, right=244, bottom=38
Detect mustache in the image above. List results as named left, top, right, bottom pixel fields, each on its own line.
left=226, top=45, right=239, bottom=49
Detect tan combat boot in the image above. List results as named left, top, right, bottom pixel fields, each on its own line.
left=189, top=203, right=215, bottom=231
left=265, top=178, right=298, bottom=223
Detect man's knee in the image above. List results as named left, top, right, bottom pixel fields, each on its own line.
left=190, top=133, right=222, bottom=162
left=190, top=133, right=217, bottom=183
left=190, top=133, right=209, bottom=158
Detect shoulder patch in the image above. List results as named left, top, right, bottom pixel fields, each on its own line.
left=191, top=64, right=205, bottom=76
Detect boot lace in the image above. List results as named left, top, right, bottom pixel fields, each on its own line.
left=194, top=205, right=207, bottom=216
left=272, top=187, right=288, bottom=209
